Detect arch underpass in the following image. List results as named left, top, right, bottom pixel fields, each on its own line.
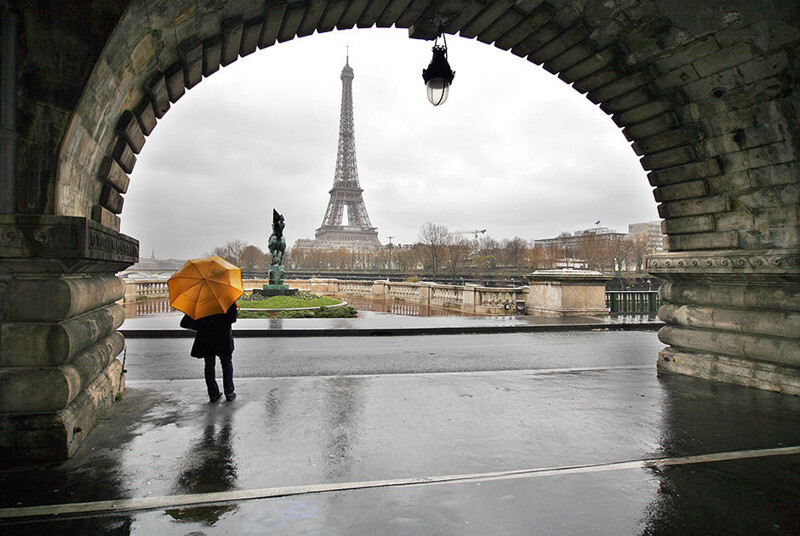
left=0, top=0, right=798, bottom=462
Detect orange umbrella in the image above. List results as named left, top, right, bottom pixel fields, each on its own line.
left=168, top=255, right=244, bottom=320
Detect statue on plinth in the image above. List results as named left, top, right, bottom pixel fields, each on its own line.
left=268, top=209, right=286, bottom=286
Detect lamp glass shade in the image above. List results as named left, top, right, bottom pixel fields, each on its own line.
left=422, top=44, right=454, bottom=107
left=426, top=79, right=450, bottom=106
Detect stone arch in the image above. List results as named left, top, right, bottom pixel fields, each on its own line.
left=59, top=0, right=800, bottom=391
left=4, top=0, right=799, bottom=462
left=58, top=1, right=799, bottom=261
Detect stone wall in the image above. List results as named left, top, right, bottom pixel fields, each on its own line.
left=0, top=215, right=138, bottom=462
left=648, top=250, right=800, bottom=395
left=527, top=270, right=610, bottom=316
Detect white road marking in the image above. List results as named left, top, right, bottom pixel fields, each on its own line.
left=125, top=364, right=654, bottom=384
left=2, top=445, right=798, bottom=521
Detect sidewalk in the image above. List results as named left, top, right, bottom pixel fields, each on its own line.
left=2, top=359, right=798, bottom=534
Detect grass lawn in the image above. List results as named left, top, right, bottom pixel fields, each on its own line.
left=236, top=292, right=356, bottom=319
left=237, top=293, right=341, bottom=309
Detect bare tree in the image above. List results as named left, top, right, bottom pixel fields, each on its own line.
left=541, top=242, right=561, bottom=269
left=393, top=244, right=423, bottom=272
left=528, top=244, right=547, bottom=271
left=239, top=245, right=267, bottom=270
left=555, top=232, right=573, bottom=267
left=208, top=239, right=248, bottom=265
left=418, top=221, right=450, bottom=278
left=628, top=233, right=650, bottom=272
left=578, top=234, right=627, bottom=271
left=606, top=236, right=629, bottom=272
left=502, top=236, right=529, bottom=271
left=477, top=234, right=500, bottom=257
left=227, top=239, right=247, bottom=263
left=445, top=237, right=472, bottom=283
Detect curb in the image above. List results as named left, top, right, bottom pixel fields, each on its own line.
left=121, top=322, right=664, bottom=338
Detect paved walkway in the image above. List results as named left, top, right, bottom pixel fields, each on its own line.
left=1, top=330, right=798, bottom=535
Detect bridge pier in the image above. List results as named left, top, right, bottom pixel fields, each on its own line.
left=0, top=215, right=137, bottom=463
left=649, top=250, right=800, bottom=396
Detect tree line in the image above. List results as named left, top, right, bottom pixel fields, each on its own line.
left=206, top=221, right=654, bottom=277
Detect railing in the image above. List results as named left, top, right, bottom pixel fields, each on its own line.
left=478, top=289, right=517, bottom=307
left=386, top=282, right=418, bottom=301
left=337, top=281, right=373, bottom=296
left=326, top=279, right=526, bottom=315
left=123, top=278, right=662, bottom=316
left=123, top=280, right=169, bottom=301
left=431, top=285, right=463, bottom=307
left=122, top=297, right=174, bottom=316
left=606, top=291, right=663, bottom=313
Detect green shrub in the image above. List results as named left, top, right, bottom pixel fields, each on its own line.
left=315, top=306, right=357, bottom=318
left=238, top=310, right=272, bottom=319
left=276, top=310, right=316, bottom=319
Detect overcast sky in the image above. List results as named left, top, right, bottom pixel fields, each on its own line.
left=122, top=27, right=659, bottom=260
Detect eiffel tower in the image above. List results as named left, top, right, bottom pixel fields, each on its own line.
left=313, top=55, right=381, bottom=251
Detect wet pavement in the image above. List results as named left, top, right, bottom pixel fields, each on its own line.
left=122, top=331, right=664, bottom=380
left=2, top=329, right=799, bottom=535
left=121, top=309, right=662, bottom=337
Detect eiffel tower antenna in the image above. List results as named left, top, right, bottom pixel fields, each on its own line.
left=314, top=54, right=381, bottom=250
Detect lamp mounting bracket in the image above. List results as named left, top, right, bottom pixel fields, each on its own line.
left=408, top=1, right=455, bottom=41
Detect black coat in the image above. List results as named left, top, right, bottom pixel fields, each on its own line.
left=180, top=304, right=238, bottom=358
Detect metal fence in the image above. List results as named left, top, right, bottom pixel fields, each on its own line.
left=606, top=291, right=663, bottom=314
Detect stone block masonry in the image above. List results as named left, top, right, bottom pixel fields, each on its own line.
left=648, top=250, right=800, bottom=396
left=0, top=215, right=137, bottom=463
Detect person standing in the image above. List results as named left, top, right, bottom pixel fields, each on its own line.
left=180, top=303, right=238, bottom=402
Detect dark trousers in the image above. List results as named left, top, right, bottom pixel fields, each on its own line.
left=204, top=355, right=234, bottom=398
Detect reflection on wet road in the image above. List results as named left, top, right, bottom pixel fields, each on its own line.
left=2, top=332, right=799, bottom=534
left=167, top=410, right=238, bottom=525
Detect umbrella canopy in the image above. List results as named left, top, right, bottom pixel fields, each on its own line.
left=168, top=255, right=244, bottom=320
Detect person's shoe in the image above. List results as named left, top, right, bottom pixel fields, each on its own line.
left=210, top=392, right=223, bottom=402
left=225, top=393, right=236, bottom=401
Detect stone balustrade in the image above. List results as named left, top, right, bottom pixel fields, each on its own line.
left=126, top=277, right=653, bottom=318
left=276, top=278, right=528, bottom=315
left=131, top=277, right=632, bottom=316
left=122, top=280, right=169, bottom=301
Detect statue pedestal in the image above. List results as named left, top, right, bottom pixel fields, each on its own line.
left=526, top=269, right=611, bottom=316
left=253, top=264, right=297, bottom=297
left=254, top=284, right=298, bottom=297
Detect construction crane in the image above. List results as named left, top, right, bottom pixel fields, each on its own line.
left=451, top=229, right=487, bottom=254
left=451, top=229, right=487, bottom=243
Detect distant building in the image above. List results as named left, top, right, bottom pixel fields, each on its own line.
left=119, top=255, right=186, bottom=279
left=534, top=226, right=627, bottom=249
left=628, top=221, right=665, bottom=253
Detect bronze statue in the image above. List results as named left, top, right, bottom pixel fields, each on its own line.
left=268, top=209, right=286, bottom=285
